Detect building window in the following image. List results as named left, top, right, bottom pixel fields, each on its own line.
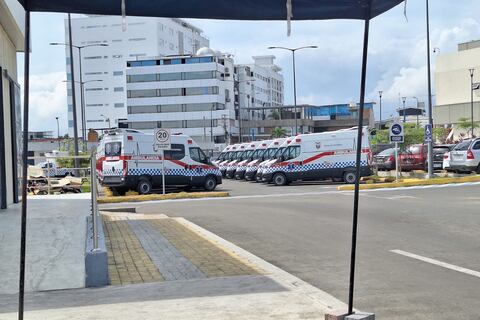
left=185, top=87, right=218, bottom=96
left=160, top=120, right=183, bottom=128
left=68, top=104, right=73, bottom=112
left=113, top=71, right=123, bottom=76
left=114, top=103, right=125, bottom=108
left=160, top=104, right=182, bottom=113
left=127, top=74, right=157, bottom=83
left=66, top=57, right=71, bottom=65
left=160, top=88, right=182, bottom=97
left=68, top=120, right=74, bottom=127
left=67, top=89, right=72, bottom=96
left=127, top=89, right=158, bottom=98
left=129, top=38, right=146, bottom=41
left=85, top=72, right=103, bottom=75
left=183, top=71, right=214, bottom=80
left=128, top=105, right=158, bottom=114
left=159, top=72, right=182, bottom=81
left=87, top=119, right=105, bottom=123
left=84, top=56, right=102, bottom=60
left=129, top=121, right=158, bottom=129
left=114, top=87, right=124, bottom=92
left=86, top=104, right=103, bottom=107
left=112, top=39, right=122, bottom=42
left=86, top=88, right=103, bottom=91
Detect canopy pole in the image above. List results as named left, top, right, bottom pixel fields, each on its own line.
left=347, top=8, right=371, bottom=316
left=18, top=5, right=31, bottom=320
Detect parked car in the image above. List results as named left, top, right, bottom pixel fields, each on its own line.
left=373, top=148, right=397, bottom=171
left=432, top=144, right=455, bottom=170
left=399, top=144, right=428, bottom=171
left=448, top=139, right=480, bottom=173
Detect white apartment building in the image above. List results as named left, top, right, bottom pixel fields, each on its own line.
left=434, top=40, right=480, bottom=135
left=125, top=49, right=237, bottom=152
left=64, top=15, right=209, bottom=137
left=236, top=55, right=284, bottom=138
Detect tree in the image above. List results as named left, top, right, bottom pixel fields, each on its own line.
left=457, top=117, right=480, bottom=136
left=269, top=110, right=280, bottom=120
left=271, top=127, right=287, bottom=138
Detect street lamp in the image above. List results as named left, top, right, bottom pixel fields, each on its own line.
left=100, top=114, right=111, bottom=129
left=63, top=79, right=103, bottom=146
left=412, top=96, right=420, bottom=126
left=51, top=41, right=108, bottom=144
left=470, top=68, right=475, bottom=138
left=268, top=45, right=317, bottom=135
left=402, top=96, right=407, bottom=123
left=378, top=91, right=383, bottom=129
left=425, top=0, right=435, bottom=178
left=55, top=117, right=60, bottom=149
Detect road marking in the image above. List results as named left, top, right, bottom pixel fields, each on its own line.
left=391, top=249, right=480, bottom=279
left=337, top=181, right=480, bottom=194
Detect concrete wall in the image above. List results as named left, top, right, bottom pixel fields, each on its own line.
left=0, top=0, right=23, bottom=208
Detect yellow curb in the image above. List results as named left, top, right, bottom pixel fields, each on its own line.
left=98, top=191, right=229, bottom=204
left=337, top=175, right=480, bottom=191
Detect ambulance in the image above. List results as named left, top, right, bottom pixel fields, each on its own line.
left=261, top=127, right=372, bottom=186
left=212, top=145, right=232, bottom=166
left=229, top=141, right=264, bottom=180
left=243, top=139, right=281, bottom=181
left=234, top=140, right=272, bottom=180
left=218, top=144, right=242, bottom=177
left=256, top=138, right=292, bottom=182
left=224, top=143, right=252, bottom=179
left=98, top=129, right=222, bottom=194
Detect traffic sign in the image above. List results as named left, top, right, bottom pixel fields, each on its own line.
left=424, top=124, right=432, bottom=143
left=389, top=122, right=404, bottom=143
left=153, top=128, right=171, bottom=151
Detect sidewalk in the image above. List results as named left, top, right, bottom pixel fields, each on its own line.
left=0, top=195, right=91, bottom=294
left=0, top=211, right=346, bottom=319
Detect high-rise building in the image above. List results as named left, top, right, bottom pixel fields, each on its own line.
left=64, top=15, right=209, bottom=137
left=124, top=51, right=284, bottom=151
left=124, top=49, right=237, bottom=152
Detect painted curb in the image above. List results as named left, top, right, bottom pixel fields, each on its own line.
left=337, top=175, right=480, bottom=190
left=98, top=192, right=229, bottom=204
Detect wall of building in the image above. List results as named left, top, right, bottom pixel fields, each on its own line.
left=65, top=15, right=209, bottom=136
left=0, top=0, right=24, bottom=208
left=434, top=41, right=480, bottom=128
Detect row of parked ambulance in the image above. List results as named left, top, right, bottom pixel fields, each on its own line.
left=213, top=127, right=372, bottom=186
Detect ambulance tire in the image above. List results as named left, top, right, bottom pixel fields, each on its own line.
left=204, top=176, right=217, bottom=191
left=273, top=172, right=288, bottom=186
left=137, top=178, right=153, bottom=195
left=343, top=171, right=357, bottom=184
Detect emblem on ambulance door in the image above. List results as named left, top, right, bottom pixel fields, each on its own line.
left=315, top=142, right=321, bottom=149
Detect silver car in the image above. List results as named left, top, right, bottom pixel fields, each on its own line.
left=448, top=139, right=480, bottom=173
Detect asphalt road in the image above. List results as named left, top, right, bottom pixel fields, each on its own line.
left=105, top=180, right=480, bottom=319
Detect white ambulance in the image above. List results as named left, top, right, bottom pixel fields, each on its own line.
left=98, top=129, right=222, bottom=194
left=230, top=141, right=265, bottom=180
left=224, top=143, right=252, bottom=179
left=218, top=144, right=242, bottom=176
left=235, top=140, right=272, bottom=180
left=256, top=138, right=292, bottom=182
left=212, top=145, right=232, bottom=166
left=243, top=139, right=281, bottom=181
left=262, top=128, right=372, bottom=186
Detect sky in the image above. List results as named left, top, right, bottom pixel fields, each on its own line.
left=18, top=0, right=480, bottom=135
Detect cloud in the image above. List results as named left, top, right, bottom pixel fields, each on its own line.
left=19, top=71, right=68, bottom=134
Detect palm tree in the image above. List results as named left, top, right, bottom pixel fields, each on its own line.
left=271, top=127, right=287, bottom=138
left=269, top=110, right=280, bottom=120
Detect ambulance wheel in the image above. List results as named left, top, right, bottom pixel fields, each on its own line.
left=343, top=171, right=357, bottom=184
left=137, top=178, right=152, bottom=195
left=273, top=173, right=288, bottom=186
left=204, top=176, right=217, bottom=191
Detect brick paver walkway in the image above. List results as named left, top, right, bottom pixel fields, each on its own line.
left=102, top=212, right=260, bottom=286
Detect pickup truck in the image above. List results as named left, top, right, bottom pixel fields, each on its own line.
left=37, top=161, right=75, bottom=177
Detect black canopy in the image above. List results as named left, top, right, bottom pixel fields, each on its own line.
left=18, top=0, right=403, bottom=20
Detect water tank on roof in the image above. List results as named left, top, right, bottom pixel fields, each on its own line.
left=196, top=47, right=219, bottom=56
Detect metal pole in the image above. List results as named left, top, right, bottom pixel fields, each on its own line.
left=402, top=99, right=406, bottom=123
left=470, top=69, right=475, bottom=138
left=56, top=117, right=60, bottom=149
left=210, top=105, right=213, bottom=143
left=90, top=154, right=98, bottom=249
left=292, top=50, right=298, bottom=135
left=395, top=142, right=399, bottom=182
left=379, top=91, right=382, bottom=129
left=67, top=14, right=80, bottom=174
left=78, top=49, right=86, bottom=150
left=162, top=150, right=166, bottom=195
left=239, top=106, right=243, bottom=142
left=18, top=8, right=30, bottom=320
left=348, top=13, right=370, bottom=316
left=426, top=0, right=434, bottom=178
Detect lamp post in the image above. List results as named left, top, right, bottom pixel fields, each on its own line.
left=426, top=0, right=435, bottom=178
left=412, top=96, right=420, bottom=126
left=378, top=91, right=383, bottom=129
left=268, top=45, right=317, bottom=135
left=63, top=79, right=103, bottom=148
left=470, top=68, right=475, bottom=138
left=55, top=117, right=60, bottom=149
left=50, top=41, right=108, bottom=144
left=402, top=96, right=407, bottom=123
